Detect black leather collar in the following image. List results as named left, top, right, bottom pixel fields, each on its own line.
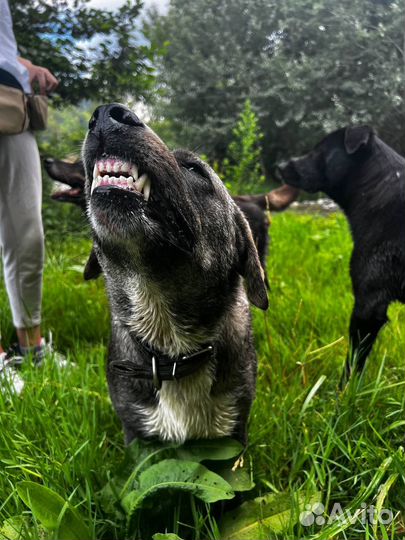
left=109, top=338, right=215, bottom=389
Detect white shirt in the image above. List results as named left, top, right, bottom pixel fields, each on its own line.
left=0, top=0, right=31, bottom=92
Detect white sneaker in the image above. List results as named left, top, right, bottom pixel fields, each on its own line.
left=27, top=332, right=69, bottom=368
left=0, top=351, right=25, bottom=395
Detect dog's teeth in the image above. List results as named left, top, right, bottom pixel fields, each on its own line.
left=106, top=162, right=112, bottom=173
left=143, top=177, right=151, bottom=201
left=121, top=162, right=130, bottom=173
left=119, top=175, right=127, bottom=182
left=127, top=176, right=134, bottom=186
left=135, top=173, right=148, bottom=192
left=98, top=160, right=105, bottom=172
left=91, top=175, right=101, bottom=194
left=130, top=164, right=138, bottom=181
left=113, top=162, right=120, bottom=173
left=103, top=175, right=110, bottom=183
left=93, top=163, right=98, bottom=179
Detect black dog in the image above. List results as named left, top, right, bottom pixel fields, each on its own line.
left=82, top=103, right=268, bottom=443
left=45, top=158, right=299, bottom=284
left=279, top=125, right=405, bottom=380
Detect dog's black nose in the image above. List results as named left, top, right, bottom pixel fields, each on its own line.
left=88, top=104, right=144, bottom=132
left=44, top=157, right=54, bottom=165
left=108, top=104, right=143, bottom=127
left=275, top=162, right=287, bottom=181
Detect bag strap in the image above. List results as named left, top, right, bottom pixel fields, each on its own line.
left=0, top=68, right=24, bottom=91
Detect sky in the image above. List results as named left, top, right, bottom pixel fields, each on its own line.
left=87, top=0, right=168, bottom=13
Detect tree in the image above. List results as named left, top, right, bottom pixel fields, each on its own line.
left=146, top=0, right=277, bottom=162
left=11, top=0, right=157, bottom=104
left=147, top=0, right=405, bottom=176
left=222, top=99, right=265, bottom=194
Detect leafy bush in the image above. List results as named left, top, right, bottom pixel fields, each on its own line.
left=222, top=100, right=265, bottom=195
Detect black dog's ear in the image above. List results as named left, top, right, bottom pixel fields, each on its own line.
left=235, top=211, right=269, bottom=310
left=84, top=247, right=102, bottom=280
left=344, top=125, right=373, bottom=155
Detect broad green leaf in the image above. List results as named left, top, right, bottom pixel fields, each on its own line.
left=220, top=491, right=321, bottom=540
left=176, top=438, right=243, bottom=462
left=125, top=439, right=177, bottom=464
left=0, top=516, right=26, bottom=540
left=101, top=439, right=178, bottom=510
left=17, top=481, right=92, bottom=540
left=122, top=459, right=234, bottom=517
left=373, top=473, right=398, bottom=537
left=101, top=438, right=243, bottom=514
left=152, top=534, right=184, bottom=540
left=211, top=462, right=254, bottom=492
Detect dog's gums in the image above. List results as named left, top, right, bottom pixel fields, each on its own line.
left=91, top=158, right=151, bottom=200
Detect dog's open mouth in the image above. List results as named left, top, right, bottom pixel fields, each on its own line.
left=91, top=157, right=151, bottom=201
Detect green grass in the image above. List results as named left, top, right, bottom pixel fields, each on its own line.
left=1, top=211, right=404, bottom=539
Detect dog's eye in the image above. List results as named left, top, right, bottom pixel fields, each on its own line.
left=184, top=163, right=208, bottom=178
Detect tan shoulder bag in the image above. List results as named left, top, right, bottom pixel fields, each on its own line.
left=0, top=68, right=29, bottom=134
left=0, top=67, right=48, bottom=134
left=27, top=94, right=48, bottom=131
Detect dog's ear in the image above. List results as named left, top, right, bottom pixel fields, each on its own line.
left=266, top=184, right=300, bottom=211
left=235, top=211, right=269, bottom=310
left=344, top=125, right=373, bottom=155
left=84, top=247, right=102, bottom=280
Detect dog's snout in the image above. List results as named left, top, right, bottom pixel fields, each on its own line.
left=277, top=160, right=294, bottom=180
left=108, top=105, right=143, bottom=127
left=275, top=162, right=287, bottom=181
left=88, top=104, right=144, bottom=134
left=88, top=107, right=100, bottom=130
left=277, top=161, right=287, bottom=171
left=276, top=159, right=301, bottom=186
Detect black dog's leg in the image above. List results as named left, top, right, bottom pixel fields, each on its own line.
left=342, top=302, right=388, bottom=384
left=83, top=247, right=102, bottom=280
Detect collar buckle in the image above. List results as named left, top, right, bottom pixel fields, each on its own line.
left=172, top=361, right=177, bottom=380
left=151, top=355, right=162, bottom=390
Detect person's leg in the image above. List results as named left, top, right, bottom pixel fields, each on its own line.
left=0, top=131, right=44, bottom=348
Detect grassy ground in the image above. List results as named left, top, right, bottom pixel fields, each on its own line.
left=0, top=211, right=404, bottom=539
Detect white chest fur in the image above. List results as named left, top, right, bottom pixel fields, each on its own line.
left=126, top=277, right=208, bottom=356
left=139, top=365, right=237, bottom=443
left=125, top=276, right=240, bottom=442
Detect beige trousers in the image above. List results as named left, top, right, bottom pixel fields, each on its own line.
left=0, top=130, right=44, bottom=328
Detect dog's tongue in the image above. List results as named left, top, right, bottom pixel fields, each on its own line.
left=51, top=187, right=82, bottom=200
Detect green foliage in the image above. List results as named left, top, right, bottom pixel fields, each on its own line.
left=122, top=459, right=234, bottom=520
left=222, top=99, right=265, bottom=195
left=0, top=517, right=29, bottom=540
left=0, top=216, right=405, bottom=539
left=38, top=104, right=90, bottom=159
left=100, top=437, right=245, bottom=536
left=17, top=482, right=91, bottom=540
left=10, top=0, right=157, bottom=104
left=38, top=104, right=91, bottom=239
left=148, top=0, right=405, bottom=173
left=153, top=534, right=184, bottom=540
left=220, top=492, right=321, bottom=539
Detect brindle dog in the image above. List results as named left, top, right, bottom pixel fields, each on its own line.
left=82, top=103, right=268, bottom=444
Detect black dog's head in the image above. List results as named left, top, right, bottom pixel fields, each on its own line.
left=82, top=103, right=268, bottom=311
left=44, top=157, right=86, bottom=207
left=278, top=125, right=374, bottom=195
